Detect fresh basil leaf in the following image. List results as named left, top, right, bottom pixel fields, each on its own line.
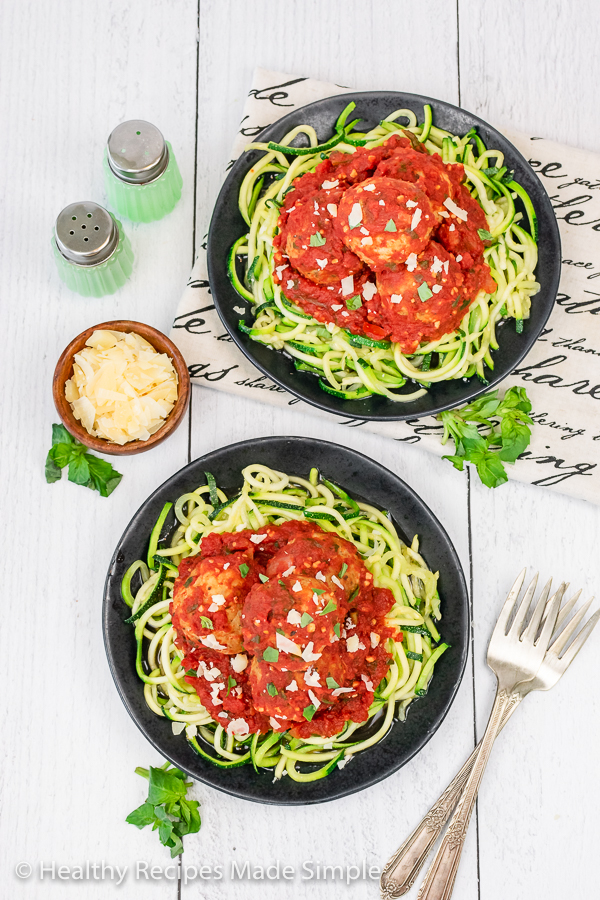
left=309, top=232, right=326, bottom=246
left=259, top=573, right=269, bottom=583
left=126, top=802, right=157, bottom=829
left=300, top=612, right=313, bottom=627
left=326, top=677, right=339, bottom=689
left=45, top=452, right=63, bottom=483
left=267, top=683, right=278, bottom=696
left=49, top=442, right=74, bottom=469
left=52, top=423, right=74, bottom=446
left=239, top=563, right=250, bottom=577
left=469, top=447, right=508, bottom=488
left=263, top=646, right=279, bottom=663
left=477, top=228, right=493, bottom=241
left=498, top=416, right=531, bottom=462
left=441, top=453, right=466, bottom=472
left=87, top=454, right=123, bottom=497
left=67, top=453, right=91, bottom=486
left=200, top=616, right=213, bottom=630
left=384, top=219, right=397, bottom=232
left=147, top=767, right=187, bottom=806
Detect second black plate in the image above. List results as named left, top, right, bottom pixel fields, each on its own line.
left=103, top=436, right=469, bottom=805
left=207, top=90, right=561, bottom=421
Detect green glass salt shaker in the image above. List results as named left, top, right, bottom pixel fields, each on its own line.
left=104, top=119, right=182, bottom=222
left=52, top=201, right=134, bottom=297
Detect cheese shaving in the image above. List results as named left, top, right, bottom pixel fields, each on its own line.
left=65, top=329, right=178, bottom=445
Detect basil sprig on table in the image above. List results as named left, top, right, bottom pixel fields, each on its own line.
left=45, top=424, right=122, bottom=497
left=437, top=387, right=533, bottom=488
left=126, top=763, right=201, bottom=857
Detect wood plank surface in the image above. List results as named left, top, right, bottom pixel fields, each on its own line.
left=0, top=0, right=598, bottom=898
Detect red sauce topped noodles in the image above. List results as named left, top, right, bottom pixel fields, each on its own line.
left=171, top=520, right=398, bottom=740
left=272, top=134, right=497, bottom=353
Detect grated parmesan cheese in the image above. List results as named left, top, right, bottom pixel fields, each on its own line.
left=65, top=329, right=178, bottom=445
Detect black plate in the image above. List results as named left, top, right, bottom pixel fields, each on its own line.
left=103, top=436, right=469, bottom=805
left=207, top=91, right=561, bottom=421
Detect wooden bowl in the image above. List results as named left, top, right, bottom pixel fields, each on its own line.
left=52, top=320, right=190, bottom=456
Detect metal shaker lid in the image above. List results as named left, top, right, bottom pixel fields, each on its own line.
left=106, top=119, right=169, bottom=184
left=54, top=201, right=119, bottom=267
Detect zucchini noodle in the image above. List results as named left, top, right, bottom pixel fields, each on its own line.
left=122, top=465, right=448, bottom=784
left=228, top=103, right=539, bottom=402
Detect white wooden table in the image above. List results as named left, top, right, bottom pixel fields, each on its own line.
left=2, top=2, right=599, bottom=897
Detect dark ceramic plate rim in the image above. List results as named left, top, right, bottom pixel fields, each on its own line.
left=103, top=436, right=469, bottom=805
left=207, top=90, right=561, bottom=422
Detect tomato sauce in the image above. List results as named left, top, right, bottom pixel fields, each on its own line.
left=272, top=134, right=497, bottom=352
left=171, top=520, right=399, bottom=739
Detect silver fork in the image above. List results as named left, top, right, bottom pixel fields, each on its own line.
left=380, top=581, right=599, bottom=898
left=380, top=578, right=599, bottom=898
left=407, top=570, right=563, bottom=900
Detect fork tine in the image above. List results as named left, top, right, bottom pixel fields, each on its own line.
left=493, top=567, right=527, bottom=636
left=556, top=607, right=600, bottom=669
left=553, top=588, right=580, bottom=631
left=522, top=578, right=555, bottom=640
left=550, top=596, right=593, bottom=656
left=507, top=572, right=539, bottom=636
left=533, top=586, right=563, bottom=653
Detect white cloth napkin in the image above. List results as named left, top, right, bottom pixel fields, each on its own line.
left=171, top=68, right=600, bottom=505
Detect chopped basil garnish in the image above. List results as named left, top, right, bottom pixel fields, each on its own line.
left=184, top=577, right=193, bottom=588
left=226, top=675, right=236, bottom=696
left=313, top=588, right=326, bottom=595
left=477, top=228, right=493, bottom=241
left=267, top=683, right=278, bottom=696
left=338, top=563, right=348, bottom=578
left=309, top=232, right=326, bottom=247
left=300, top=612, right=314, bottom=627
left=417, top=282, right=433, bottom=302
left=185, top=669, right=197, bottom=677
left=384, top=219, right=397, bottom=232
left=239, top=563, right=249, bottom=577
left=263, top=647, right=279, bottom=663
left=303, top=704, right=317, bottom=722
left=326, top=677, right=339, bottom=689
left=200, top=616, right=214, bottom=630
left=333, top=623, right=341, bottom=638
left=259, top=573, right=269, bottom=583
left=317, top=600, right=337, bottom=616
left=345, top=294, right=362, bottom=310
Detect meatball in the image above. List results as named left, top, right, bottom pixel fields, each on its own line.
left=183, top=647, right=269, bottom=736
left=375, top=240, right=466, bottom=352
left=172, top=550, right=263, bottom=654
left=266, top=529, right=367, bottom=599
left=248, top=647, right=353, bottom=731
left=375, top=147, right=462, bottom=221
left=325, top=132, right=423, bottom=186
left=242, top=572, right=348, bottom=670
left=283, top=188, right=363, bottom=286
left=335, top=177, right=436, bottom=268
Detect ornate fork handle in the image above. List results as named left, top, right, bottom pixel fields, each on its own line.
left=380, top=759, right=472, bottom=898
left=380, top=690, right=522, bottom=898
left=416, top=689, right=521, bottom=900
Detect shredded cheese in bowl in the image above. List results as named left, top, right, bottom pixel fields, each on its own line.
left=65, top=329, right=179, bottom=444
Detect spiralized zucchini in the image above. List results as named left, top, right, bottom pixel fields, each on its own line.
left=229, top=103, right=539, bottom=402
left=122, top=464, right=447, bottom=783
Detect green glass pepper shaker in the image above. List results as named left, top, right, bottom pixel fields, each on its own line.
left=52, top=201, right=134, bottom=297
left=104, top=119, right=182, bottom=222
